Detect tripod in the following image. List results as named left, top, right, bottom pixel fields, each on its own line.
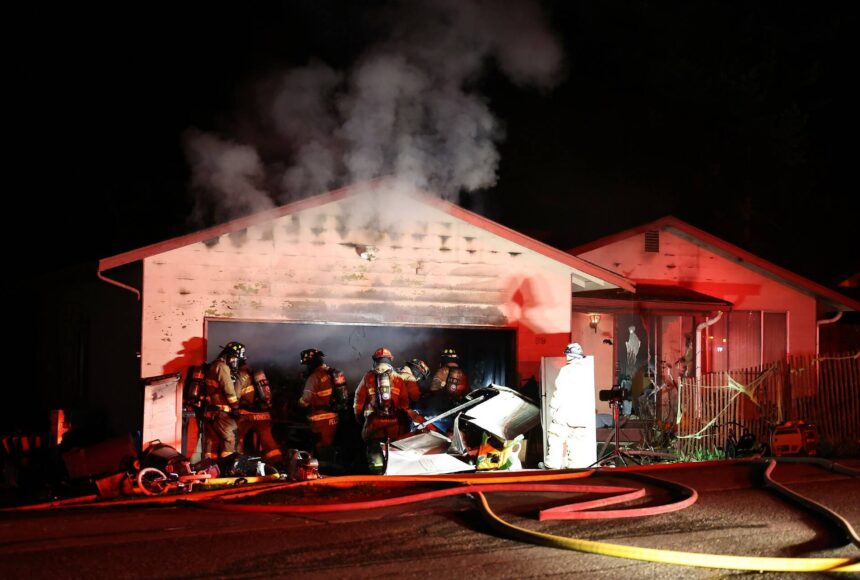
left=590, top=398, right=640, bottom=467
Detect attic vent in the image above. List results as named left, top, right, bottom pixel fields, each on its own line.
left=644, top=230, right=660, bottom=253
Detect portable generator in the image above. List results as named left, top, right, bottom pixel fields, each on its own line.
left=771, top=420, right=819, bottom=456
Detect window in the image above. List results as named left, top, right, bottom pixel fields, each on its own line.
left=728, top=311, right=761, bottom=369
left=723, top=311, right=787, bottom=370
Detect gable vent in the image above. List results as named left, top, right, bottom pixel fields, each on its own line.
left=644, top=230, right=660, bottom=253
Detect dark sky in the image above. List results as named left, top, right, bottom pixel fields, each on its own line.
left=14, top=1, right=860, bottom=286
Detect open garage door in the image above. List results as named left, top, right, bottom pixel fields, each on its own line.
left=206, top=320, right=516, bottom=396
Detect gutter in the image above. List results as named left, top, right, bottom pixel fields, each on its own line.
left=97, top=269, right=141, bottom=301
left=815, top=311, right=843, bottom=358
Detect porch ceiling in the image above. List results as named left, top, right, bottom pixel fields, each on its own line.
left=572, top=283, right=732, bottom=315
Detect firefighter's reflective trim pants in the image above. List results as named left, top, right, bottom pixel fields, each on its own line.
left=237, top=416, right=282, bottom=462
left=361, top=416, right=401, bottom=443
left=203, top=411, right=238, bottom=459
left=309, top=412, right=338, bottom=449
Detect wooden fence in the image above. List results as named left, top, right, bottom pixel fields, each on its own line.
left=675, top=352, right=860, bottom=455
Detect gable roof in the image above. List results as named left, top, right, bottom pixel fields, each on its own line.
left=99, top=179, right=635, bottom=292
left=568, top=216, right=860, bottom=312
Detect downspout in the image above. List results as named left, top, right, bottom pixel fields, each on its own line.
left=97, top=269, right=141, bottom=301
left=695, top=310, right=724, bottom=378
left=816, top=311, right=843, bottom=358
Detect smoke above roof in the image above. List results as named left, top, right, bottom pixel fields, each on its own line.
left=185, top=0, right=564, bottom=226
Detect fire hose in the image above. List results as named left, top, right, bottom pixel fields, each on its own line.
left=3, top=459, right=857, bottom=572
left=197, top=460, right=859, bottom=574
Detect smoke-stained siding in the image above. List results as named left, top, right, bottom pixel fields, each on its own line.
left=141, top=193, right=575, bottom=381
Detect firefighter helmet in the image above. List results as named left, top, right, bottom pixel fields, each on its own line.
left=441, top=347, right=458, bottom=363
left=406, top=358, right=430, bottom=381
left=372, top=347, right=393, bottom=364
left=220, top=341, right=246, bottom=362
left=300, top=348, right=325, bottom=366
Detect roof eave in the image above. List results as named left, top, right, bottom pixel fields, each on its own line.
left=569, top=215, right=860, bottom=312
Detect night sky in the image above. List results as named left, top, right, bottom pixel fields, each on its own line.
left=14, top=1, right=859, bottom=286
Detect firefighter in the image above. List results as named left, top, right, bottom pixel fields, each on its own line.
left=353, top=347, right=411, bottom=473
left=298, top=348, right=340, bottom=456
left=202, top=342, right=244, bottom=461
left=430, top=348, right=469, bottom=401
left=410, top=348, right=470, bottom=435
left=545, top=342, right=596, bottom=469
left=396, top=358, right=430, bottom=403
left=235, top=362, right=283, bottom=467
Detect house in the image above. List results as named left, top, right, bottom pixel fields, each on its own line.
left=97, top=180, right=633, bottom=448
left=565, top=216, right=860, bottom=414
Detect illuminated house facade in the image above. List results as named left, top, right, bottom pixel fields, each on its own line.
left=567, top=216, right=860, bottom=412
left=98, top=180, right=632, bottom=447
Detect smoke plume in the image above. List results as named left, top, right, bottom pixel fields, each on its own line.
left=186, top=0, right=563, bottom=223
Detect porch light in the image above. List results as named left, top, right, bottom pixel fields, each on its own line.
left=588, top=313, right=601, bottom=333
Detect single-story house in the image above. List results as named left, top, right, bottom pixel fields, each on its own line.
left=565, top=216, right=860, bottom=414
left=97, top=179, right=633, bottom=448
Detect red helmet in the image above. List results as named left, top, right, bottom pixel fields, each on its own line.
left=372, top=347, right=393, bottom=363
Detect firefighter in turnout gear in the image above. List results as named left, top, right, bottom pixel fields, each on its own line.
left=414, top=348, right=470, bottom=434
left=298, top=348, right=340, bottom=455
left=430, top=348, right=469, bottom=401
left=353, top=347, right=410, bottom=473
left=396, top=358, right=430, bottom=403
left=235, top=363, right=283, bottom=466
left=202, top=342, right=244, bottom=460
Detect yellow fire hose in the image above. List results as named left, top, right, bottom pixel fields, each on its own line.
left=4, top=460, right=857, bottom=573
left=475, top=491, right=858, bottom=573
left=202, top=461, right=859, bottom=574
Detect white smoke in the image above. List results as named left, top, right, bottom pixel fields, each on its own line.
left=184, top=130, right=274, bottom=224
left=186, top=0, right=563, bottom=223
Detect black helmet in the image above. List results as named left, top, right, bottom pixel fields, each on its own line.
left=406, top=358, right=430, bottom=381
left=220, top=341, right=246, bottom=362
left=441, top=347, right=458, bottom=364
left=300, top=348, right=325, bottom=366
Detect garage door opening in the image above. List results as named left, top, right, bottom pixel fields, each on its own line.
left=206, top=320, right=517, bottom=398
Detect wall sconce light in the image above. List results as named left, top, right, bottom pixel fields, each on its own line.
left=355, top=245, right=378, bottom=261
left=588, top=313, right=601, bottom=333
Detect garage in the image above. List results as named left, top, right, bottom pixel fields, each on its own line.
left=206, top=319, right=516, bottom=396
left=98, top=179, right=633, bottom=450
